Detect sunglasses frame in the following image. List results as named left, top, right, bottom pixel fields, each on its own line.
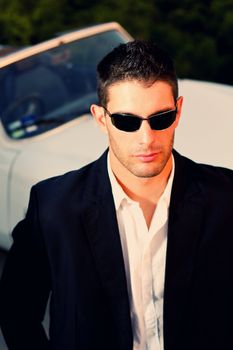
left=102, top=105, right=178, bottom=132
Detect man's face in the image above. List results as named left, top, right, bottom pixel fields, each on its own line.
left=91, top=80, right=183, bottom=179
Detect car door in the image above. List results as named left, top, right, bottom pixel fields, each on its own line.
left=0, top=140, right=19, bottom=248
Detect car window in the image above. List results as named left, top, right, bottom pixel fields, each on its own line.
left=0, top=30, right=127, bottom=139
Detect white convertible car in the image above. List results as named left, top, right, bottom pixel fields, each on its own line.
left=0, top=22, right=232, bottom=249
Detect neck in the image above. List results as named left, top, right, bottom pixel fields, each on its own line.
left=109, top=152, right=173, bottom=205
left=110, top=152, right=173, bottom=229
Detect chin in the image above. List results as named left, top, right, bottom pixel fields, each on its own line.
left=130, top=164, right=165, bottom=178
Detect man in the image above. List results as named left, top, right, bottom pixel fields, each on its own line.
left=0, top=40, right=232, bottom=350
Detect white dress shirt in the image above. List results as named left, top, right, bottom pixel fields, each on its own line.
left=107, top=154, right=175, bottom=350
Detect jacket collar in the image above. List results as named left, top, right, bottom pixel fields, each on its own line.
left=81, top=150, right=133, bottom=349
left=164, top=150, right=206, bottom=349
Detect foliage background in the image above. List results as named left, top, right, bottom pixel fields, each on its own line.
left=0, top=0, right=232, bottom=85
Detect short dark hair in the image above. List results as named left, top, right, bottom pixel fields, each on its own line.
left=97, top=40, right=178, bottom=106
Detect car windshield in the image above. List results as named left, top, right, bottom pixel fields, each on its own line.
left=0, top=30, right=127, bottom=139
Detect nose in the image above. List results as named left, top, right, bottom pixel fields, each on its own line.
left=138, top=120, right=155, bottom=145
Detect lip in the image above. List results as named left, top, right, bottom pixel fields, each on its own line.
left=135, top=152, right=160, bottom=162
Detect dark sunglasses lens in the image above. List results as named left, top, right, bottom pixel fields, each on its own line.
left=149, top=110, right=177, bottom=130
left=111, top=114, right=141, bottom=132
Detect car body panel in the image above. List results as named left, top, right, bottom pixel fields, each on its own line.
left=9, top=115, right=108, bottom=235
left=176, top=79, right=233, bottom=169
left=0, top=147, right=18, bottom=246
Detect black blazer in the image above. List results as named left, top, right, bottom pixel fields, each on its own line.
left=0, top=150, right=233, bottom=350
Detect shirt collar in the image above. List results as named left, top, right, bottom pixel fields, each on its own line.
left=107, top=152, right=175, bottom=211
left=107, top=153, right=132, bottom=210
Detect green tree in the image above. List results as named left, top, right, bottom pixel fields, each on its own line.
left=0, top=0, right=31, bottom=45
left=0, top=0, right=232, bottom=84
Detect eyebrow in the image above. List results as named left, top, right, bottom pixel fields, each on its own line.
left=113, top=107, right=176, bottom=117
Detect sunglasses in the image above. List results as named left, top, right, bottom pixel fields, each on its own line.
left=103, top=106, right=177, bottom=132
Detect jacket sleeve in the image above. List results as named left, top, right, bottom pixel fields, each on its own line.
left=0, top=186, right=51, bottom=350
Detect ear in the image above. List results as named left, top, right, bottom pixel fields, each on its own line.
left=174, top=96, right=183, bottom=128
left=90, top=104, right=108, bottom=133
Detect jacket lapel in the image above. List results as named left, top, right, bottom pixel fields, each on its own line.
left=164, top=151, right=207, bottom=349
left=81, top=151, right=133, bottom=349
